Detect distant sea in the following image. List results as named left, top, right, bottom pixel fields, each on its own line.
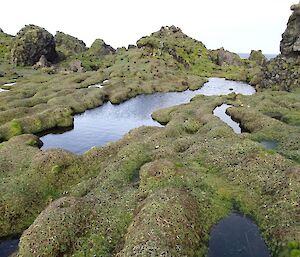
left=238, top=53, right=278, bottom=60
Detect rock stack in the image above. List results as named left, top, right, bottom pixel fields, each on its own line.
left=280, top=2, right=300, bottom=56
left=259, top=2, right=300, bottom=91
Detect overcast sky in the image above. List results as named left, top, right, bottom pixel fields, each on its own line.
left=0, top=0, right=297, bottom=54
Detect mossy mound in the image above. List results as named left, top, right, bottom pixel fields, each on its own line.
left=117, top=188, right=202, bottom=256
left=88, top=39, right=115, bottom=57
left=11, top=25, right=58, bottom=66
left=0, top=89, right=297, bottom=256
left=55, top=31, right=87, bottom=57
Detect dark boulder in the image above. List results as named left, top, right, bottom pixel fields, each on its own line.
left=11, top=25, right=58, bottom=66
left=280, top=2, right=300, bottom=56
left=0, top=28, right=3, bottom=33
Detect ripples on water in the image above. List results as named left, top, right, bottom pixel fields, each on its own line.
left=40, top=78, right=255, bottom=154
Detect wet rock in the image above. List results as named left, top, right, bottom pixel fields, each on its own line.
left=249, top=50, right=267, bottom=65
left=280, top=2, right=300, bottom=56
left=11, top=25, right=58, bottom=66
left=87, top=38, right=115, bottom=57
left=55, top=31, right=87, bottom=55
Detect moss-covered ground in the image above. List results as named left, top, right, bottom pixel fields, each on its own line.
left=0, top=26, right=298, bottom=257
left=0, top=89, right=298, bottom=257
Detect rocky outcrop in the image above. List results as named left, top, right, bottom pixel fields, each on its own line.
left=0, top=28, right=3, bottom=33
left=55, top=31, right=87, bottom=55
left=249, top=50, right=267, bottom=65
left=211, top=48, right=242, bottom=66
left=33, top=55, right=51, bottom=69
left=87, top=39, right=115, bottom=57
left=11, top=25, right=58, bottom=66
left=259, top=2, right=300, bottom=91
left=280, top=2, right=300, bottom=56
left=259, top=55, right=300, bottom=91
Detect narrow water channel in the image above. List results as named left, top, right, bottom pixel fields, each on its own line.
left=40, top=78, right=255, bottom=154
left=213, top=104, right=242, bottom=133
left=208, top=213, right=271, bottom=257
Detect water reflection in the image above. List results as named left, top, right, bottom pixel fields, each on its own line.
left=41, top=78, right=255, bottom=154
left=213, top=104, right=242, bottom=134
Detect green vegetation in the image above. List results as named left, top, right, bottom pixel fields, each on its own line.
left=0, top=90, right=298, bottom=256
left=0, top=24, right=298, bottom=257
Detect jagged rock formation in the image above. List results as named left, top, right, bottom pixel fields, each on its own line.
left=249, top=50, right=267, bottom=66
left=87, top=39, right=115, bottom=57
left=55, top=31, right=87, bottom=55
left=280, top=2, right=300, bottom=56
left=11, top=25, right=58, bottom=66
left=259, top=2, right=300, bottom=91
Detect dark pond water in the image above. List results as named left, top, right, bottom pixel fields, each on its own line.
left=260, top=140, right=278, bottom=150
left=213, top=104, right=242, bottom=134
left=0, top=238, right=19, bottom=257
left=208, top=213, right=271, bottom=257
left=40, top=78, right=255, bottom=154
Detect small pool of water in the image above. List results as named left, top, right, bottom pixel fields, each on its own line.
left=208, top=213, right=271, bottom=257
left=3, top=82, right=16, bottom=87
left=213, top=104, right=242, bottom=134
left=259, top=140, right=278, bottom=150
left=40, top=78, right=255, bottom=154
left=0, top=238, right=19, bottom=257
